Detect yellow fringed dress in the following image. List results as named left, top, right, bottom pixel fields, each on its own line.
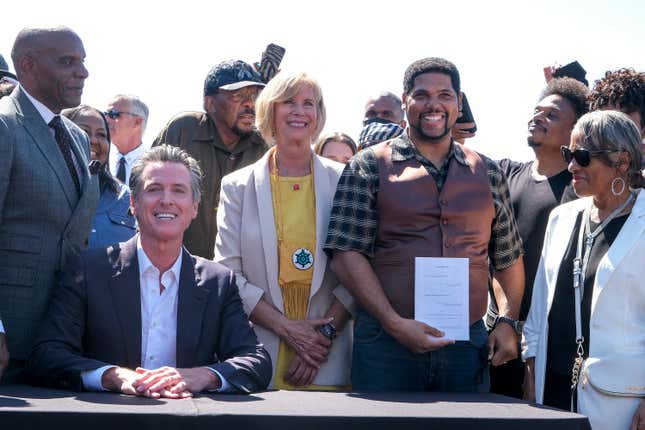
left=270, top=167, right=337, bottom=391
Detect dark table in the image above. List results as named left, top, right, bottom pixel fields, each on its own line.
left=0, top=384, right=590, bottom=430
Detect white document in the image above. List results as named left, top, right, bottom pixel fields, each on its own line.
left=414, top=257, right=469, bottom=341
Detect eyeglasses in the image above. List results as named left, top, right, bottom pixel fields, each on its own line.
left=104, top=109, right=140, bottom=119
left=216, top=87, right=260, bottom=103
left=560, top=146, right=618, bottom=167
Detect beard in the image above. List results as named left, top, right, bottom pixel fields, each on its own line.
left=410, top=114, right=451, bottom=142
left=232, top=108, right=256, bottom=138
left=527, top=137, right=541, bottom=148
left=232, top=124, right=254, bottom=138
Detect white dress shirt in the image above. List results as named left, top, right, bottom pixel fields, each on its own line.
left=81, top=238, right=229, bottom=392
left=108, top=142, right=146, bottom=185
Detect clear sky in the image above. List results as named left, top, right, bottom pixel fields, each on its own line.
left=2, top=0, right=644, bottom=161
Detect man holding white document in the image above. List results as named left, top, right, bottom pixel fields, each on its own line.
left=325, top=57, right=525, bottom=392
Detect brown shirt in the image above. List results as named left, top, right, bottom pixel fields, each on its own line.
left=153, top=111, right=268, bottom=259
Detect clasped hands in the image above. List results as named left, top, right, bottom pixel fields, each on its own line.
left=281, top=317, right=333, bottom=387
left=102, top=365, right=219, bottom=399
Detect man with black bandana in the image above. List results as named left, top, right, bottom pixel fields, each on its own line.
left=153, top=60, right=268, bottom=259
left=488, top=77, right=589, bottom=398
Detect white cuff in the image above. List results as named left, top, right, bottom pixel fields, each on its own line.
left=0, top=319, right=5, bottom=334
left=81, top=365, right=116, bottom=391
left=205, top=367, right=232, bottom=392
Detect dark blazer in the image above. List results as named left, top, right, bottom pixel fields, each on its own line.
left=0, top=86, right=99, bottom=368
left=26, top=237, right=272, bottom=394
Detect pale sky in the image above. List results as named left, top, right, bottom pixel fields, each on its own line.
left=2, top=0, right=644, bottom=161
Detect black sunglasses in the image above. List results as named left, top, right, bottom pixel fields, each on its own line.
left=560, top=146, right=618, bottom=167
left=104, top=109, right=139, bottom=119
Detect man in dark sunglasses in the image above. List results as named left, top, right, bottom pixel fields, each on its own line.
left=152, top=60, right=268, bottom=259
left=488, top=77, right=589, bottom=400
left=105, top=94, right=149, bottom=185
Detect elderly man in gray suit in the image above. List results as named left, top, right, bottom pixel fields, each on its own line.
left=0, top=27, right=99, bottom=383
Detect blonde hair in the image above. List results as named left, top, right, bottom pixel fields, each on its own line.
left=255, top=72, right=326, bottom=144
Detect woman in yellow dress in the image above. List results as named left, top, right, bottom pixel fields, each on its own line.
left=215, top=72, right=353, bottom=389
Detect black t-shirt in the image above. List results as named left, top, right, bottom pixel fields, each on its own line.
left=543, top=212, right=628, bottom=409
left=497, top=159, right=577, bottom=321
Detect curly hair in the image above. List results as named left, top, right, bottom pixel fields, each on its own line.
left=540, top=77, right=589, bottom=120
left=588, top=68, right=645, bottom=128
left=403, top=57, right=460, bottom=95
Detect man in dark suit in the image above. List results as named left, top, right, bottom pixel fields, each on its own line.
left=0, top=27, right=99, bottom=383
left=26, top=145, right=271, bottom=397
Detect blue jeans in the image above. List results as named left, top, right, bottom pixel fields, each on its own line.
left=351, top=311, right=490, bottom=392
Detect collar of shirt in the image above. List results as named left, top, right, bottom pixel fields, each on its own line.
left=109, top=142, right=146, bottom=178
left=136, top=236, right=183, bottom=289
left=136, top=237, right=183, bottom=370
left=20, top=84, right=56, bottom=125
left=392, top=132, right=470, bottom=168
left=114, top=141, right=147, bottom=165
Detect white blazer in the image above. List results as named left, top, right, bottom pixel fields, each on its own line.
left=215, top=150, right=354, bottom=387
left=522, top=189, right=645, bottom=404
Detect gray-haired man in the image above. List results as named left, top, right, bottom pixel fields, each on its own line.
left=105, top=94, right=149, bottom=185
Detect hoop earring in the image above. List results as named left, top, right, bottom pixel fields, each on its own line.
left=611, top=177, right=626, bottom=196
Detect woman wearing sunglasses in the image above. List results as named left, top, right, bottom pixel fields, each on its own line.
left=522, top=110, right=645, bottom=429
left=62, top=105, right=136, bottom=248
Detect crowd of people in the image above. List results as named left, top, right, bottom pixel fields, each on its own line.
left=0, top=26, right=644, bottom=430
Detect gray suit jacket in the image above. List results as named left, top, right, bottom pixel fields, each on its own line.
left=26, top=237, right=272, bottom=393
left=0, top=86, right=99, bottom=369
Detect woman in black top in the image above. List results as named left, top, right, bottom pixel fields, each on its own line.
left=522, top=111, right=645, bottom=430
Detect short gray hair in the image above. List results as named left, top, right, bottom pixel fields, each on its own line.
left=129, top=145, right=203, bottom=203
left=112, top=94, right=149, bottom=133
left=573, top=110, right=645, bottom=189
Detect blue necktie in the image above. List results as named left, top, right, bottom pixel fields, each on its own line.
left=117, top=156, right=126, bottom=183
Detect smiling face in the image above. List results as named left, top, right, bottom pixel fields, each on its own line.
left=130, top=161, right=198, bottom=247
left=20, top=31, right=88, bottom=113
left=404, top=72, right=460, bottom=144
left=527, top=95, right=577, bottom=151
left=567, top=130, right=618, bottom=199
left=273, top=84, right=318, bottom=146
left=74, top=110, right=109, bottom=165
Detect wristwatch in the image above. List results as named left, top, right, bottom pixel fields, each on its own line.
left=494, top=316, right=524, bottom=336
left=318, top=322, right=337, bottom=340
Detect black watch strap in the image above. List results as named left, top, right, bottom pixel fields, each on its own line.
left=318, top=322, right=337, bottom=340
